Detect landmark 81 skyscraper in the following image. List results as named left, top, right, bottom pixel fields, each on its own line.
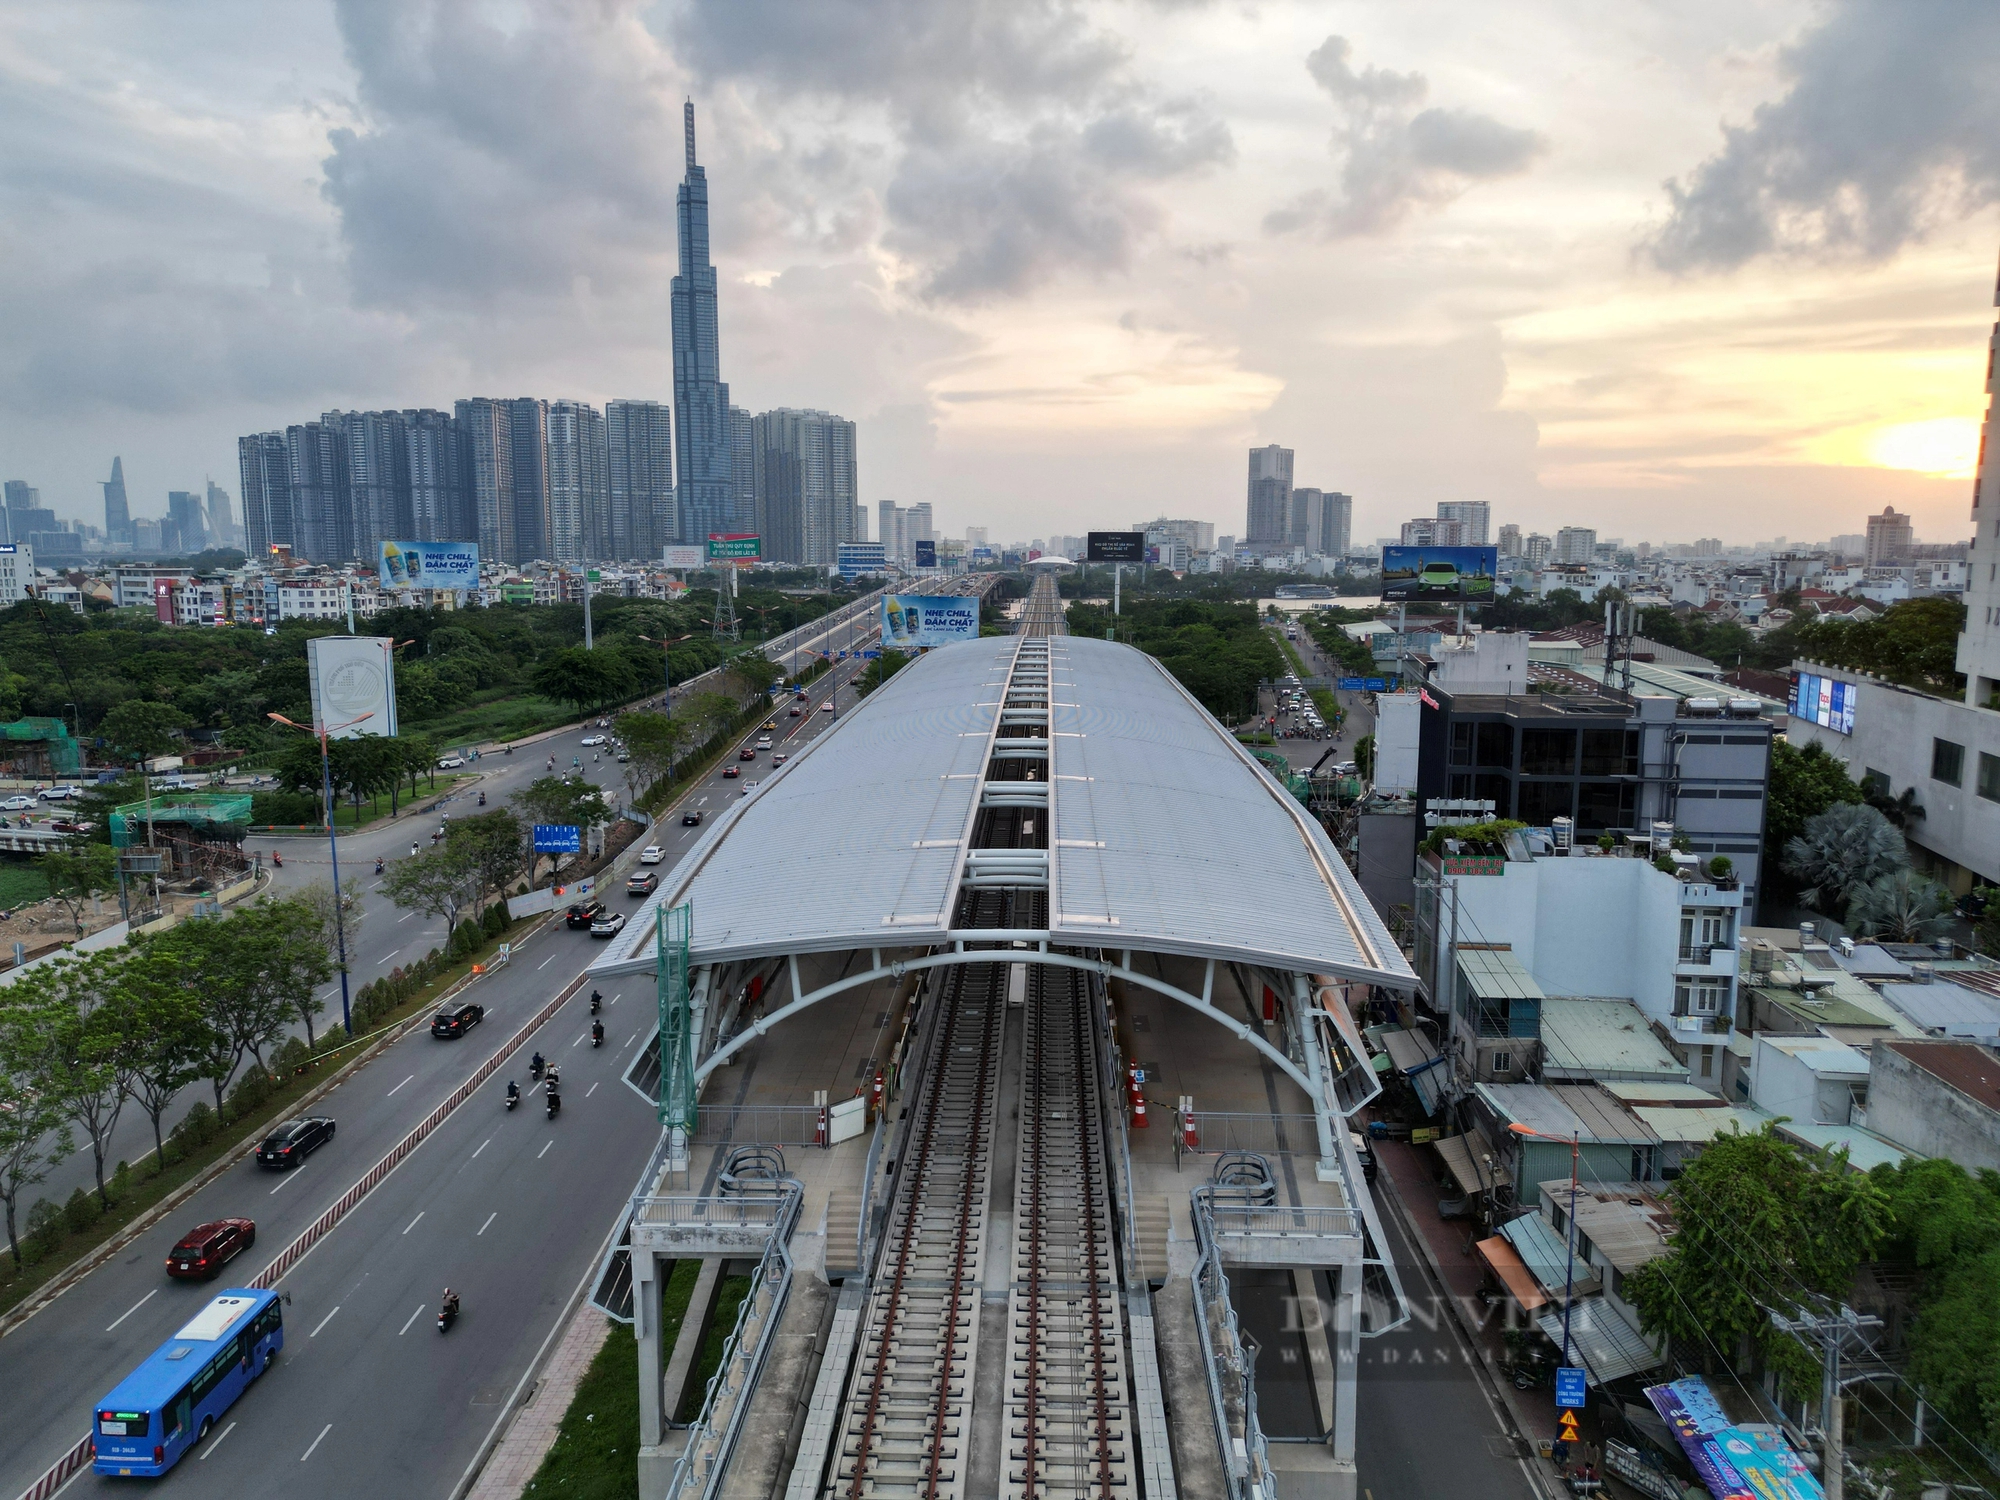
left=671, top=100, right=733, bottom=548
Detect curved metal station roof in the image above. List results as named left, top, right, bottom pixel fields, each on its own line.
left=591, top=634, right=1413, bottom=987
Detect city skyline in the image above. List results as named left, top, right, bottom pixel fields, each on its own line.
left=3, top=4, right=1997, bottom=549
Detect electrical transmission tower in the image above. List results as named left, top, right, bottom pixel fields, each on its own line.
left=1768, top=1301, right=1883, bottom=1500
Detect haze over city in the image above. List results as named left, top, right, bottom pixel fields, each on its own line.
left=4, top=0, right=1998, bottom=547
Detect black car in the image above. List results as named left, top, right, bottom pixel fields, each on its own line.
left=565, top=900, right=606, bottom=929
left=627, top=870, right=659, bottom=896
left=431, top=1000, right=485, bottom=1038
left=682, top=810, right=703, bottom=827
left=258, top=1116, right=335, bottom=1169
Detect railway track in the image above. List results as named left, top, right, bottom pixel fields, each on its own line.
left=1017, top=573, right=1066, bottom=637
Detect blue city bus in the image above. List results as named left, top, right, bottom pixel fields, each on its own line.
left=92, top=1289, right=284, bottom=1477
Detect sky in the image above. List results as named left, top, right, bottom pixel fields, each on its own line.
left=3, top=0, right=1999, bottom=550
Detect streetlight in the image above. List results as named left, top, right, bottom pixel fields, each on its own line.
left=268, top=708, right=375, bottom=1036
left=638, top=634, right=695, bottom=780
left=1507, top=1120, right=1582, bottom=1371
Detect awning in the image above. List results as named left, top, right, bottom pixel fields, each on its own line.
left=1433, top=1131, right=1512, bottom=1197
left=1475, top=1237, right=1547, bottom=1312
left=1500, top=1212, right=1601, bottom=1300
left=1537, top=1303, right=1663, bottom=1386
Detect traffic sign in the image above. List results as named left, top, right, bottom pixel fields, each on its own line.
left=533, top=824, right=581, bottom=853
left=1555, top=1366, right=1587, bottom=1410
left=1556, top=1410, right=1581, bottom=1443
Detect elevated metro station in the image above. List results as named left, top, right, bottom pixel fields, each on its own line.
left=590, top=624, right=1417, bottom=1500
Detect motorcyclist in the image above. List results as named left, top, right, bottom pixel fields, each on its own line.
left=530, top=1050, right=545, bottom=1078
left=271, top=850, right=282, bottom=867
left=478, top=792, right=486, bottom=806
left=546, top=1064, right=560, bottom=1089
left=590, top=989, right=602, bottom=1013
left=411, top=841, right=419, bottom=858
left=441, top=1288, right=460, bottom=1320
left=506, top=1079, right=520, bottom=1104
left=591, top=1019, right=604, bottom=1046
left=375, top=857, right=385, bottom=875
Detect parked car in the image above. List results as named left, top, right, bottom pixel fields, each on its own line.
left=591, top=910, right=628, bottom=937
left=681, top=811, right=703, bottom=827
left=0, top=796, right=33, bottom=812
left=738, top=747, right=757, bottom=761
left=436, top=755, right=464, bottom=769
left=565, top=900, right=606, bottom=929
left=627, top=871, right=659, bottom=896
left=431, top=1000, right=485, bottom=1038
left=166, top=1218, right=255, bottom=1280
left=580, top=734, right=607, bottom=747
left=257, top=1116, right=336, bottom=1169
left=638, top=845, right=664, bottom=864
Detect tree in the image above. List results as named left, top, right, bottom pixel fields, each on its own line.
left=852, top=649, right=909, bottom=697
left=1625, top=1123, right=1887, bottom=1384
left=533, top=647, right=623, bottom=716
left=381, top=843, right=481, bottom=936
left=684, top=691, right=739, bottom=745
left=37, top=844, right=116, bottom=936
left=107, top=947, right=207, bottom=1170
left=1845, top=870, right=1955, bottom=943
left=99, top=700, right=189, bottom=848
left=1782, top=801, right=1907, bottom=915
left=0, top=991, right=72, bottom=1267
left=1762, top=739, right=1864, bottom=876
left=722, top=650, right=781, bottom=700
left=444, top=810, right=526, bottom=908
left=27, top=954, right=128, bottom=1208
left=230, top=900, right=335, bottom=1057
left=616, top=710, right=694, bottom=794
left=153, top=917, right=293, bottom=1112
left=293, top=880, right=362, bottom=1045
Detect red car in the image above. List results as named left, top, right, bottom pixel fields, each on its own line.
left=738, top=747, right=756, bottom=761
left=166, top=1218, right=255, bottom=1280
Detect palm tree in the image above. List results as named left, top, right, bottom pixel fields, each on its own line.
left=1782, top=802, right=1906, bottom=914
left=1845, top=870, right=1954, bottom=944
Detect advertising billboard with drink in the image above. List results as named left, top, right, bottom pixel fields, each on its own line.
left=881, top=595, right=980, bottom=649
left=379, top=540, right=479, bottom=592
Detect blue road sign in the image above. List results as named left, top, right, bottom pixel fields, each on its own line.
left=1338, top=677, right=1367, bottom=690
left=533, top=824, right=581, bottom=854
left=1555, top=1366, right=1587, bottom=1410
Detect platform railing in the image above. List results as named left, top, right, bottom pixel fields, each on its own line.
left=1190, top=1187, right=1280, bottom=1500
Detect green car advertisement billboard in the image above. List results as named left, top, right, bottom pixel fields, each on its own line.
left=1380, top=545, right=1498, bottom=601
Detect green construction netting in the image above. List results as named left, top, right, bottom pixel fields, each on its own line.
left=110, top=792, right=253, bottom=848
left=0, top=717, right=81, bottom=775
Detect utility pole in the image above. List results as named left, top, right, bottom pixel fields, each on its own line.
left=1768, top=1302, right=1881, bottom=1500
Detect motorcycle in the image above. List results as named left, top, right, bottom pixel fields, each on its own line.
left=530, top=1053, right=545, bottom=1080
left=590, top=990, right=602, bottom=1014
left=437, top=1299, right=458, bottom=1333
left=477, top=792, right=486, bottom=806
left=270, top=850, right=282, bottom=868
left=505, top=1082, right=520, bottom=1111
left=591, top=1021, right=604, bottom=1048
left=546, top=1090, right=561, bottom=1120
left=374, top=858, right=385, bottom=875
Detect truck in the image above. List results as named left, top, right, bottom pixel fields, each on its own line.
left=143, top=755, right=184, bottom=774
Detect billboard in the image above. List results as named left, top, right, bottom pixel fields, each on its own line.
left=379, top=540, right=478, bottom=592
left=881, top=594, right=980, bottom=649
left=1789, top=671, right=1855, bottom=734
left=914, top=539, right=937, bottom=568
left=1380, top=545, right=1499, bottom=601
left=706, top=533, right=761, bottom=561
left=662, top=545, right=706, bottom=570
left=306, top=635, right=399, bottom=739
left=1087, top=531, right=1144, bottom=563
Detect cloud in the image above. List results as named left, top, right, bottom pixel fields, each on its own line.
left=1645, top=0, right=2000, bottom=272
left=1268, top=35, right=1545, bottom=238
left=674, top=0, right=1232, bottom=301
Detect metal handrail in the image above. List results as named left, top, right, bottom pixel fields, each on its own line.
left=1190, top=1187, right=1279, bottom=1500
left=1206, top=1203, right=1362, bottom=1239
left=663, top=1183, right=803, bottom=1500
left=632, top=1194, right=793, bottom=1228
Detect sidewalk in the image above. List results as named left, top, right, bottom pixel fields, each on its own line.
left=465, top=1304, right=613, bottom=1499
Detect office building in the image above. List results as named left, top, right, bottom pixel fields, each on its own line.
left=1436, top=501, right=1491, bottom=545
left=547, top=400, right=607, bottom=564
left=1866, top=506, right=1914, bottom=567
left=671, top=101, right=735, bottom=549
left=3, top=482, right=57, bottom=547
left=608, top=400, right=675, bottom=560
left=838, top=541, right=886, bottom=580
left=103, top=457, right=131, bottom=542
left=165, top=490, right=208, bottom=554
left=1246, top=444, right=1293, bottom=545
left=752, top=408, right=859, bottom=565
left=2, top=481, right=35, bottom=512
left=205, top=481, right=237, bottom=550
left=730, top=405, right=756, bottom=536
left=1497, top=524, right=1522, bottom=557
left=1555, top=526, right=1598, bottom=565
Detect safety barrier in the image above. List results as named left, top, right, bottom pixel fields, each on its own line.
left=13, top=970, right=586, bottom=1500
left=1190, top=1187, right=1281, bottom=1500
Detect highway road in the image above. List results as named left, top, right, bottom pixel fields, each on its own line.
left=0, top=640, right=879, bottom=1500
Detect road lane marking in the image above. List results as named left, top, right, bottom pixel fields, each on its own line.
left=611, top=992, right=622, bottom=1005
left=477, top=1212, right=497, bottom=1236
left=538, top=953, right=556, bottom=970
left=106, top=1289, right=157, bottom=1332
left=378, top=948, right=401, bottom=963
left=398, top=1304, right=425, bottom=1336
left=573, top=1032, right=587, bottom=1047
left=402, top=1211, right=424, bottom=1235
left=270, top=1168, right=303, bottom=1195
left=301, top=1423, right=332, bottom=1461
left=538, top=1140, right=553, bottom=1159
left=586, top=1082, right=600, bottom=1097
left=398, top=911, right=414, bottom=922
left=472, top=1137, right=490, bottom=1159
left=197, top=1420, right=236, bottom=1460
left=309, top=1305, right=340, bottom=1337
left=387, top=1073, right=415, bottom=1096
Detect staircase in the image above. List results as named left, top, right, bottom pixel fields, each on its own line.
left=1130, top=1192, right=1172, bottom=1283
left=822, top=1188, right=862, bottom=1277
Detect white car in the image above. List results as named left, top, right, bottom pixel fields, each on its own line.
left=0, top=795, right=35, bottom=812
left=37, top=785, right=79, bottom=802
left=821, top=700, right=835, bottom=714
left=590, top=910, right=627, bottom=938
left=639, top=845, right=664, bottom=864
left=756, top=737, right=773, bottom=750
left=740, top=781, right=757, bottom=796
left=579, top=734, right=607, bottom=747
left=436, top=755, right=464, bottom=769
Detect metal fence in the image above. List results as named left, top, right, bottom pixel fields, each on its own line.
left=1180, top=1110, right=1323, bottom=1158
left=1206, top=1203, right=1361, bottom=1242
left=693, top=1104, right=827, bottom=1147
left=1190, top=1188, right=1280, bottom=1500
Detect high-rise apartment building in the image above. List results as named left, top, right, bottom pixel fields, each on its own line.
left=752, top=409, right=859, bottom=564
left=878, top=501, right=908, bottom=565
left=1400, top=516, right=1470, bottom=547
left=1246, top=445, right=1293, bottom=545
left=1435, top=501, right=1491, bottom=545
left=1555, top=526, right=1597, bottom=565
left=908, top=502, right=932, bottom=551
left=729, top=405, right=756, bottom=536
left=1497, top=523, right=1522, bottom=557
left=455, top=397, right=551, bottom=565
left=1865, top=506, right=1914, bottom=567
left=964, top=526, right=988, bottom=549
left=102, top=457, right=130, bottom=542
left=205, top=481, right=237, bottom=550
left=404, top=409, right=471, bottom=544
left=671, top=102, right=735, bottom=550
left=327, top=409, right=409, bottom=563
left=238, top=434, right=292, bottom=559
left=1523, top=533, right=1553, bottom=565
left=285, top=420, right=350, bottom=563
left=1957, top=285, right=2000, bottom=705
left=608, top=400, right=675, bottom=560
left=546, top=400, right=607, bottom=563
left=1288, top=487, right=1322, bottom=552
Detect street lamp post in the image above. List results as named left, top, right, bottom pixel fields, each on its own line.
left=269, top=708, right=375, bottom=1036
left=639, top=634, right=695, bottom=781
left=1509, top=1121, right=1582, bottom=1370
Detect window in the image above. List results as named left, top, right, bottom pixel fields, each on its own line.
left=1476, top=722, right=1514, bottom=769
left=1932, top=738, right=1965, bottom=787
left=1861, top=769, right=1891, bottom=797
left=1450, top=722, right=1475, bottom=766
left=1517, top=779, right=1575, bottom=825
left=1520, top=727, right=1577, bottom=776
left=1676, top=981, right=1726, bottom=1015
left=1576, top=781, right=1635, bottom=831
left=1979, top=752, right=2000, bottom=804
left=1581, top=728, right=1638, bottom=776
left=1699, top=1048, right=1713, bottom=1078
left=1489, top=1050, right=1511, bottom=1073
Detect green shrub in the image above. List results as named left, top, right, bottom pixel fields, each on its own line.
left=111, top=1160, right=132, bottom=1201
left=451, top=919, right=484, bottom=958
left=26, top=1198, right=61, bottom=1259
left=1708, top=855, right=1734, bottom=879
left=173, top=1101, right=219, bottom=1151
left=1654, top=854, right=1679, bottom=876
left=226, top=1064, right=273, bottom=1120
left=251, top=790, right=322, bottom=825
left=482, top=902, right=509, bottom=937
left=63, top=1187, right=100, bottom=1235
left=274, top=1036, right=312, bottom=1075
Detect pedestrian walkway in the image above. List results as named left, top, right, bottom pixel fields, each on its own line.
left=466, top=1303, right=612, bottom=1499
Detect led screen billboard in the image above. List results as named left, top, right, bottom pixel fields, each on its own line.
left=706, top=534, right=761, bottom=561
left=914, top=539, right=937, bottom=568
left=1789, top=671, right=1855, bottom=734
left=379, top=540, right=479, bottom=592
left=881, top=595, right=980, bottom=649
left=1086, top=531, right=1144, bottom=563
left=1380, top=545, right=1499, bottom=601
